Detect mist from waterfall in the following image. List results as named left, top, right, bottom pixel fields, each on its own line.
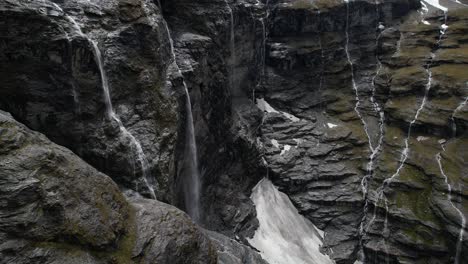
left=248, top=178, right=334, bottom=264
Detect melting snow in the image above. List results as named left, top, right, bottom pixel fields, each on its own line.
left=248, top=178, right=334, bottom=264
left=256, top=98, right=300, bottom=122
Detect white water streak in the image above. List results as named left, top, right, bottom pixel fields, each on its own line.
left=53, top=3, right=156, bottom=199
left=162, top=18, right=201, bottom=222
left=344, top=0, right=375, bottom=154
left=436, top=153, right=466, bottom=264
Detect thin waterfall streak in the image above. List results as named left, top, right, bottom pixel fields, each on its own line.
left=436, top=154, right=466, bottom=264
left=162, top=20, right=201, bottom=222
left=51, top=4, right=156, bottom=199
left=344, top=0, right=375, bottom=154
left=367, top=9, right=449, bottom=251
left=358, top=21, right=387, bottom=263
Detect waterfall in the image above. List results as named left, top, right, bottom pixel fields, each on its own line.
left=225, top=0, right=236, bottom=95
left=161, top=21, right=201, bottom=222
left=344, top=0, right=375, bottom=153
left=53, top=3, right=157, bottom=199
left=435, top=153, right=466, bottom=264
left=358, top=12, right=387, bottom=261
left=248, top=178, right=334, bottom=264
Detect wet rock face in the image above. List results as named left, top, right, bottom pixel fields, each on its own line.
left=161, top=0, right=266, bottom=238
left=256, top=0, right=468, bottom=263
left=0, top=0, right=179, bottom=201
left=1, top=111, right=259, bottom=264
left=1, top=0, right=468, bottom=263
left=0, top=110, right=129, bottom=263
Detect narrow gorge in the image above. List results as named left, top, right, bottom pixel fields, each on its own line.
left=0, top=0, right=467, bottom=263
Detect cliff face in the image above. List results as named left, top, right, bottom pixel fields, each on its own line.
left=0, top=0, right=467, bottom=263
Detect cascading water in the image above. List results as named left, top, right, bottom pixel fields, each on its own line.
left=365, top=3, right=449, bottom=256
left=54, top=3, right=157, bottom=199
left=344, top=0, right=375, bottom=153
left=248, top=178, right=334, bottom=264
left=383, top=3, right=447, bottom=187
left=161, top=20, right=201, bottom=222
left=225, top=0, right=236, bottom=95
left=436, top=153, right=466, bottom=264
left=357, top=12, right=387, bottom=262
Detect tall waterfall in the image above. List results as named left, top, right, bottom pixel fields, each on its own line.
left=55, top=4, right=157, bottom=199
left=161, top=20, right=201, bottom=222
left=248, top=178, right=334, bottom=264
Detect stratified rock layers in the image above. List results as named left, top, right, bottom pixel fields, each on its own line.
left=0, top=0, right=467, bottom=263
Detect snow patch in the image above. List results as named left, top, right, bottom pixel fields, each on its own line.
left=256, top=98, right=300, bottom=122
left=256, top=98, right=279, bottom=113
left=422, top=0, right=448, bottom=12
left=417, top=136, right=429, bottom=141
left=271, top=139, right=280, bottom=148
left=248, top=178, right=334, bottom=264
left=327, top=123, right=338, bottom=128
left=280, top=145, right=291, bottom=155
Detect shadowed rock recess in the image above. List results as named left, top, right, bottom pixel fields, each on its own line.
left=1, top=0, right=467, bottom=263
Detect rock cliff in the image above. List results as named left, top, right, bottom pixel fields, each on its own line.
left=0, top=0, right=467, bottom=263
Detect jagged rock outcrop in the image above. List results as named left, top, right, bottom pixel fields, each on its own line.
left=253, top=0, right=468, bottom=263
left=0, top=110, right=268, bottom=264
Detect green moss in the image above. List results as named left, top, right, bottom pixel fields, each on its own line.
left=437, top=45, right=468, bottom=61
left=107, top=205, right=137, bottom=264
left=289, top=0, right=316, bottom=10
left=431, top=64, right=468, bottom=82
left=311, top=0, right=343, bottom=9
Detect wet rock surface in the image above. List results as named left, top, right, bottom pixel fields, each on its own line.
left=1, top=0, right=468, bottom=263
left=0, top=110, right=266, bottom=264
left=0, top=0, right=179, bottom=201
